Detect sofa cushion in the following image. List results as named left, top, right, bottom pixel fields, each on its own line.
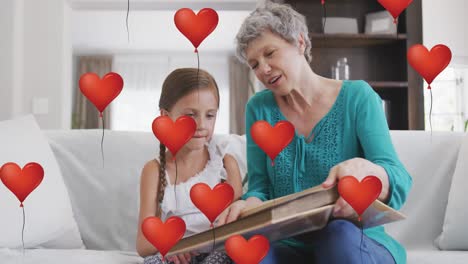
left=385, top=131, right=464, bottom=249
left=436, top=133, right=468, bottom=250
left=44, top=130, right=247, bottom=251
left=0, top=115, right=84, bottom=249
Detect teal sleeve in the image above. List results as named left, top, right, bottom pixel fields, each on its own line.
left=356, top=85, right=413, bottom=210
left=241, top=99, right=270, bottom=201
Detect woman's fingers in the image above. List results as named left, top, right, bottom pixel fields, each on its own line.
left=333, top=197, right=355, bottom=218
left=322, top=165, right=339, bottom=189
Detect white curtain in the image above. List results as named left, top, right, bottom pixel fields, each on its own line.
left=424, top=65, right=468, bottom=131
left=110, top=53, right=231, bottom=134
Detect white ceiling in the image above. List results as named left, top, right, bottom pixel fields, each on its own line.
left=68, top=0, right=259, bottom=11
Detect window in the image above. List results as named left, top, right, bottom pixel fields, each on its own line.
left=424, top=66, right=468, bottom=131
left=110, top=53, right=230, bottom=134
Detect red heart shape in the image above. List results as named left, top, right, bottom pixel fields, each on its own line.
left=190, top=183, right=234, bottom=224
left=407, top=44, right=452, bottom=87
left=378, top=0, right=413, bottom=21
left=337, top=176, right=382, bottom=217
left=0, top=162, right=44, bottom=207
left=142, top=216, right=186, bottom=258
left=250, top=121, right=295, bottom=165
left=152, top=116, right=197, bottom=157
left=174, top=8, right=219, bottom=52
left=225, top=235, right=270, bottom=264
left=79, top=72, right=123, bottom=114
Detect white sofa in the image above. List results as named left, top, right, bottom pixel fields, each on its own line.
left=1, top=125, right=468, bottom=263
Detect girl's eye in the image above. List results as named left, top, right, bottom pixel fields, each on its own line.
left=185, top=113, right=195, bottom=117
left=251, top=63, right=258, bottom=70
left=266, top=50, right=274, bottom=57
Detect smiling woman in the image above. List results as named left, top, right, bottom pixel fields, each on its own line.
left=216, top=2, right=413, bottom=264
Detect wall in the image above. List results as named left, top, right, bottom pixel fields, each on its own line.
left=72, top=10, right=250, bottom=53
left=0, top=0, right=14, bottom=120
left=422, top=0, right=468, bottom=64
left=0, top=0, right=72, bottom=129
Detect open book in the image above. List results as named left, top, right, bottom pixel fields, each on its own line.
left=166, top=185, right=405, bottom=256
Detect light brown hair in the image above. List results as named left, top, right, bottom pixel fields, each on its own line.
left=157, top=68, right=220, bottom=206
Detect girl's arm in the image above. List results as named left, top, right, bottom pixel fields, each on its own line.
left=223, top=154, right=243, bottom=201
left=136, top=160, right=160, bottom=257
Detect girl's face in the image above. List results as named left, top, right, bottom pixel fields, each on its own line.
left=245, top=30, right=306, bottom=96
left=163, top=88, right=218, bottom=150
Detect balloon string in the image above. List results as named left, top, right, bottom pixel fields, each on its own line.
left=174, top=158, right=178, bottom=210
left=429, top=87, right=433, bottom=140
left=359, top=220, right=364, bottom=264
left=126, top=0, right=130, bottom=43
left=101, top=114, right=105, bottom=168
left=22, top=205, right=26, bottom=255
left=197, top=51, right=200, bottom=105
left=211, top=226, right=216, bottom=252
left=321, top=2, right=326, bottom=33
left=395, top=19, right=399, bottom=39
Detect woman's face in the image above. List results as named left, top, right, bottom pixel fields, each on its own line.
left=163, top=88, right=218, bottom=150
left=245, top=30, right=306, bottom=96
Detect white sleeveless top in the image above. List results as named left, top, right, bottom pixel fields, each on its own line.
left=157, top=141, right=227, bottom=238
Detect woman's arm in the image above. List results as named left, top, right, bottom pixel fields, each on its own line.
left=223, top=154, right=243, bottom=201
left=354, top=86, right=412, bottom=209
left=323, top=83, right=412, bottom=216
left=136, top=160, right=160, bottom=257
left=242, top=98, right=271, bottom=201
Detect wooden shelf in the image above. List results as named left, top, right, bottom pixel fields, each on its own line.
left=310, top=33, right=407, bottom=48
left=368, top=81, right=408, bottom=88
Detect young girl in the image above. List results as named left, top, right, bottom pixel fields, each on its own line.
left=137, top=68, right=243, bottom=264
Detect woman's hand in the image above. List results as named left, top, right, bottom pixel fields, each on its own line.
left=167, top=252, right=200, bottom=264
left=321, top=158, right=390, bottom=218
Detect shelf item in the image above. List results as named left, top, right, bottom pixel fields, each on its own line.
left=310, top=33, right=407, bottom=48
left=368, top=81, right=408, bottom=88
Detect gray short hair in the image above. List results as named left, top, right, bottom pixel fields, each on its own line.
left=235, top=2, right=312, bottom=64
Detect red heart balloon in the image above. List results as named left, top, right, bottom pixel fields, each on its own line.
left=190, top=183, right=234, bottom=224
left=142, top=216, right=186, bottom=258
left=152, top=116, right=197, bottom=157
left=0, top=162, right=44, bottom=207
left=337, top=176, right=382, bottom=217
left=378, top=0, right=413, bottom=22
left=225, top=235, right=270, bottom=264
left=79, top=72, right=123, bottom=115
left=250, top=120, right=295, bottom=165
left=174, top=8, right=219, bottom=52
left=407, top=44, right=452, bottom=88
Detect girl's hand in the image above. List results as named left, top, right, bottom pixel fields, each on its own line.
left=321, top=158, right=390, bottom=218
left=215, top=200, right=247, bottom=226
left=167, top=252, right=199, bottom=264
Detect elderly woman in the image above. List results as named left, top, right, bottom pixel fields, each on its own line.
left=217, top=2, right=412, bottom=264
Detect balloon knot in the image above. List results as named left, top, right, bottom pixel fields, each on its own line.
left=427, top=85, right=432, bottom=90
left=358, top=216, right=361, bottom=222
left=393, top=18, right=397, bottom=24
left=321, top=0, right=325, bottom=5
left=99, top=112, right=103, bottom=118
left=210, top=223, right=214, bottom=229
left=271, top=161, right=275, bottom=167
left=20, top=203, right=24, bottom=208
left=194, top=48, right=198, bottom=53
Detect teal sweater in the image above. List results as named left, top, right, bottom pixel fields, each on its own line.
left=242, top=80, right=412, bottom=264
